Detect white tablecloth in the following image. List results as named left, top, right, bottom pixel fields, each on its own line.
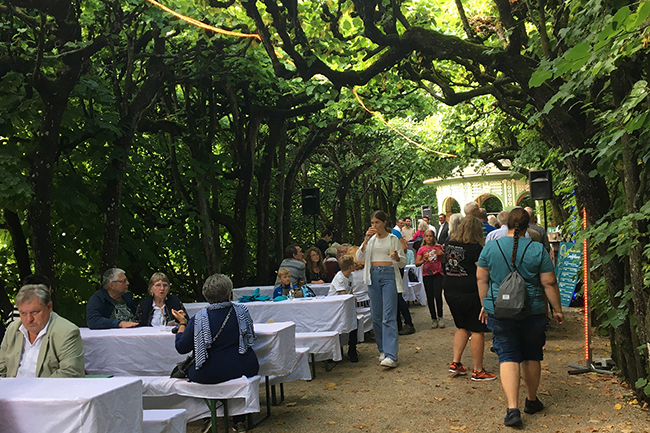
left=0, top=377, right=143, bottom=433
left=402, top=265, right=427, bottom=306
left=236, top=295, right=357, bottom=333
left=230, top=284, right=330, bottom=301
left=142, top=409, right=187, bottom=433
left=80, top=322, right=297, bottom=378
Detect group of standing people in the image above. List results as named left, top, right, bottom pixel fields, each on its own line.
left=357, top=204, right=563, bottom=428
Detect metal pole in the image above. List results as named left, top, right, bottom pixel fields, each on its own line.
left=313, top=215, right=317, bottom=246
left=543, top=199, right=548, bottom=232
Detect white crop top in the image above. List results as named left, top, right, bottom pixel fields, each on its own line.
left=370, top=235, right=394, bottom=262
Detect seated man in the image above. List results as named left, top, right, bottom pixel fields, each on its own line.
left=275, top=244, right=307, bottom=286
left=86, top=268, right=138, bottom=329
left=0, top=284, right=85, bottom=377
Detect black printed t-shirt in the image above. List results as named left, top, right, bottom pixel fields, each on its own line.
left=442, top=241, right=483, bottom=294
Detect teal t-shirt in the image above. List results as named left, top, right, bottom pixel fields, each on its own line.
left=478, top=237, right=554, bottom=315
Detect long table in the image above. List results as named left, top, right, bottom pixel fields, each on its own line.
left=0, top=377, right=143, bottom=433
left=80, top=322, right=298, bottom=378
left=232, top=284, right=331, bottom=300
left=185, top=295, right=357, bottom=334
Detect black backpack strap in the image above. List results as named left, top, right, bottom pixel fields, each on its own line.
left=517, top=240, right=533, bottom=269
left=495, top=240, right=513, bottom=272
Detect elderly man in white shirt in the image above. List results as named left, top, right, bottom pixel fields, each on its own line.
left=0, top=284, right=85, bottom=377
left=486, top=210, right=530, bottom=242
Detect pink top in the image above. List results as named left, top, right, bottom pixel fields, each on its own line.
left=416, top=245, right=444, bottom=276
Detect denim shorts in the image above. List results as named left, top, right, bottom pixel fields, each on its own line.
left=487, top=314, right=547, bottom=363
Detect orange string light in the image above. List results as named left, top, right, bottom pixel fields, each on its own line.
left=145, top=1, right=453, bottom=156
left=352, top=88, right=457, bottom=158
left=144, top=0, right=261, bottom=40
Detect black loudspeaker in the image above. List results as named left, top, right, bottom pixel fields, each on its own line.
left=421, top=205, right=432, bottom=219
left=529, top=170, right=553, bottom=200
left=301, top=188, right=320, bottom=216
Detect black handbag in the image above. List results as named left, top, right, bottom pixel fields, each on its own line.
left=170, top=307, right=233, bottom=378
left=170, top=355, right=194, bottom=378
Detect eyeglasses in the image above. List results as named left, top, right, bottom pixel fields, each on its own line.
left=113, top=279, right=128, bottom=284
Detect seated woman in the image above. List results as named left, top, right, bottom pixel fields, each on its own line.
left=304, top=246, right=327, bottom=283
left=172, top=274, right=259, bottom=385
left=135, top=272, right=186, bottom=327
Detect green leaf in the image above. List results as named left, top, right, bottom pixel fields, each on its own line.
left=635, top=2, right=650, bottom=27
left=529, top=69, right=553, bottom=88
left=611, top=6, right=631, bottom=30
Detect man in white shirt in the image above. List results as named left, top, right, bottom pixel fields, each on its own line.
left=0, top=284, right=85, bottom=377
left=393, top=218, right=404, bottom=233
left=486, top=210, right=531, bottom=242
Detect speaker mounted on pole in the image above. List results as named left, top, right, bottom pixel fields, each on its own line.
left=301, top=188, right=320, bottom=216
left=529, top=170, right=553, bottom=201
left=421, top=205, right=432, bottom=219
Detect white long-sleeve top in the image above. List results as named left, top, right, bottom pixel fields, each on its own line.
left=356, top=233, right=406, bottom=293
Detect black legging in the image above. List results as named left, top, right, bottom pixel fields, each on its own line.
left=423, top=274, right=444, bottom=320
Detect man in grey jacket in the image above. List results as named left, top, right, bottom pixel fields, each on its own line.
left=275, top=244, right=307, bottom=285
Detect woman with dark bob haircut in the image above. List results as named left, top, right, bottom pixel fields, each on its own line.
left=477, top=207, right=564, bottom=428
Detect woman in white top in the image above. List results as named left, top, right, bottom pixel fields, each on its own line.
left=356, top=210, right=406, bottom=368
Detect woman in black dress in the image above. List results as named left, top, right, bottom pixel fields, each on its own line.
left=443, top=216, right=496, bottom=381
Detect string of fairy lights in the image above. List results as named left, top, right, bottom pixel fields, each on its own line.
left=144, top=0, right=457, bottom=158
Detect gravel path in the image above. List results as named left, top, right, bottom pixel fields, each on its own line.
left=189, top=304, right=650, bottom=432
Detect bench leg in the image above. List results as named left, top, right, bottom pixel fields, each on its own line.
left=310, top=354, right=316, bottom=379
left=222, top=399, right=229, bottom=433
left=265, top=376, right=271, bottom=416
left=324, top=359, right=337, bottom=372
left=271, top=384, right=277, bottom=406
left=203, top=399, right=219, bottom=433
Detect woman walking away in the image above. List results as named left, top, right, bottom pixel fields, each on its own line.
left=415, top=230, right=445, bottom=328
left=443, top=216, right=496, bottom=382
left=477, top=208, right=564, bottom=428
left=356, top=210, right=406, bottom=368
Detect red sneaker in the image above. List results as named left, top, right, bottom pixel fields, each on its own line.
left=471, top=369, right=497, bottom=381
left=449, top=362, right=467, bottom=375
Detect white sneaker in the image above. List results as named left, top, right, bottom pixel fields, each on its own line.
left=438, top=318, right=446, bottom=328
left=380, top=357, right=398, bottom=368
left=431, top=319, right=438, bottom=329
left=378, top=352, right=386, bottom=362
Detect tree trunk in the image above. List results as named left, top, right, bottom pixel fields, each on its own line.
left=100, top=36, right=166, bottom=272
left=256, top=118, right=285, bottom=284
left=4, top=209, right=31, bottom=280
